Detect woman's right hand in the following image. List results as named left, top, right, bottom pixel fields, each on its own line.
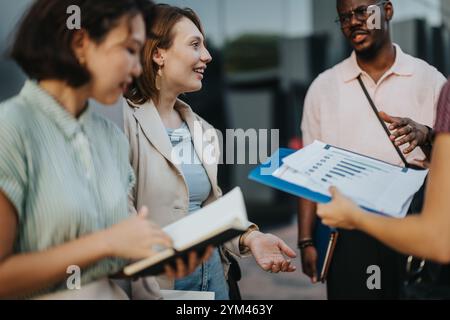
left=104, top=207, right=214, bottom=278
left=163, top=246, right=215, bottom=279
left=104, top=206, right=173, bottom=260
left=317, top=187, right=363, bottom=230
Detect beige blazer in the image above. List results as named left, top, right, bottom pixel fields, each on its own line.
left=123, top=98, right=250, bottom=290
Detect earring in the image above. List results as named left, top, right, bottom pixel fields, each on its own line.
left=155, top=64, right=163, bottom=91
left=78, top=56, right=86, bottom=66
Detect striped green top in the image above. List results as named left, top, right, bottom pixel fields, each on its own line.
left=0, top=80, right=134, bottom=297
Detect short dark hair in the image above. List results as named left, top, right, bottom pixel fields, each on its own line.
left=10, top=0, right=154, bottom=87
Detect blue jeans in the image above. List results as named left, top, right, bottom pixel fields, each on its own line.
left=174, top=249, right=230, bottom=300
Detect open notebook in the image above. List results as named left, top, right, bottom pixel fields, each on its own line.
left=123, top=187, right=250, bottom=277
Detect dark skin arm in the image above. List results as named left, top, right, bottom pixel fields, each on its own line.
left=297, top=198, right=319, bottom=283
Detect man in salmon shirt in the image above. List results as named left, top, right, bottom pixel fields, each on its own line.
left=298, top=0, right=446, bottom=299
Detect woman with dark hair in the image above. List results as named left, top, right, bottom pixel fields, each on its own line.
left=124, top=4, right=297, bottom=300
left=0, top=0, right=207, bottom=299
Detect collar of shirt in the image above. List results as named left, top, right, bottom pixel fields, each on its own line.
left=341, top=43, right=414, bottom=83
left=20, top=80, right=94, bottom=141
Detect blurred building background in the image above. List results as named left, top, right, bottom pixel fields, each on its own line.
left=1, top=0, right=449, bottom=299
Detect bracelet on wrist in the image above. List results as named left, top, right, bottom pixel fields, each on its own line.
left=297, top=238, right=314, bottom=250
left=239, top=224, right=260, bottom=252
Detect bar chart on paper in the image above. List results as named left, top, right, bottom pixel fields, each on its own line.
left=273, top=141, right=428, bottom=217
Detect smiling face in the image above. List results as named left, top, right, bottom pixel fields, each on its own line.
left=155, top=17, right=212, bottom=96
left=82, top=14, right=146, bottom=105
left=337, top=0, right=393, bottom=55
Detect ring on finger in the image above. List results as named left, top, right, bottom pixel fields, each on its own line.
left=408, top=125, right=413, bottom=133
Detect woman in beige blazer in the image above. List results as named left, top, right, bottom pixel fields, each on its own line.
left=123, top=4, right=297, bottom=300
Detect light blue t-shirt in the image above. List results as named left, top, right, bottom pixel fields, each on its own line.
left=166, top=123, right=229, bottom=300
left=166, top=123, right=211, bottom=213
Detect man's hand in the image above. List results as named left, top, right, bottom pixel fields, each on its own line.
left=379, top=111, right=431, bottom=155
left=300, top=246, right=318, bottom=283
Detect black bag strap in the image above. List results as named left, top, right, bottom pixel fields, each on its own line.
left=357, top=75, right=410, bottom=168
left=223, top=250, right=242, bottom=300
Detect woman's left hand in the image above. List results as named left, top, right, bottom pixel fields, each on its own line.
left=317, top=187, right=362, bottom=229
left=245, top=232, right=297, bottom=273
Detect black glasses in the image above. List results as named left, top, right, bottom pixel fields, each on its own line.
left=335, top=1, right=388, bottom=26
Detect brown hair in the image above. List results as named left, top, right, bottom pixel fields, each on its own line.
left=125, top=4, right=204, bottom=105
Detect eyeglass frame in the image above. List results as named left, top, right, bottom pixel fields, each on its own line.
left=335, top=0, right=389, bottom=26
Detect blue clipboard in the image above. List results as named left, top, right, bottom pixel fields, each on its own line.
left=250, top=146, right=417, bottom=217
left=248, top=148, right=337, bottom=282
left=248, top=148, right=331, bottom=204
